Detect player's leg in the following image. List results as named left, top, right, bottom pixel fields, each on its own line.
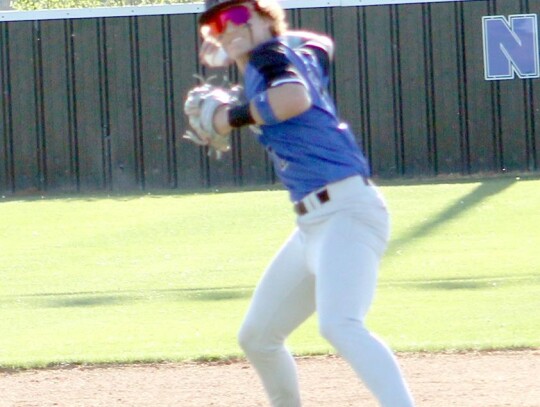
left=311, top=204, right=415, bottom=407
left=238, top=228, right=315, bottom=407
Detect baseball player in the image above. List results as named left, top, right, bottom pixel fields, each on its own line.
left=183, top=1, right=416, bottom=406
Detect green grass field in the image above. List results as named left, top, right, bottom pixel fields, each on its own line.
left=1, top=175, right=539, bottom=369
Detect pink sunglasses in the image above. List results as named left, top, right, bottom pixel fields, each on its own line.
left=203, top=5, right=252, bottom=37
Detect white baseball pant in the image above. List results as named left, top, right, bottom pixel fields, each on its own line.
left=238, top=175, right=415, bottom=407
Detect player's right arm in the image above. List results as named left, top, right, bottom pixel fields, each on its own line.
left=283, top=30, right=334, bottom=77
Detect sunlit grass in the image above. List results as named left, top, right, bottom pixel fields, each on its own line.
left=1, top=176, right=538, bottom=369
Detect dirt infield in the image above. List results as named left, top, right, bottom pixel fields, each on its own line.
left=1, top=350, right=539, bottom=407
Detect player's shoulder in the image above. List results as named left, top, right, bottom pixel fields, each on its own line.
left=282, top=30, right=335, bottom=60
left=250, top=38, right=292, bottom=71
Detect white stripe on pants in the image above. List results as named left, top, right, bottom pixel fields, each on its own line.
left=238, top=176, right=415, bottom=407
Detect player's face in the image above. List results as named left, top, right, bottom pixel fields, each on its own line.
left=202, top=3, right=272, bottom=64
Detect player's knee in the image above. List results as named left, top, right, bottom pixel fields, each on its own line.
left=237, top=322, right=262, bottom=354
left=238, top=322, right=281, bottom=356
left=319, top=318, right=367, bottom=347
left=318, top=320, right=342, bottom=345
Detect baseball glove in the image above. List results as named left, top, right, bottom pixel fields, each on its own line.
left=183, top=79, right=240, bottom=159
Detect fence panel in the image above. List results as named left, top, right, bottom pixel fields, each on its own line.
left=106, top=16, right=140, bottom=191
left=430, top=2, right=465, bottom=174
left=397, top=4, right=433, bottom=176
left=362, top=5, right=402, bottom=177
left=169, top=13, right=207, bottom=189
left=332, top=7, right=364, bottom=145
left=462, top=0, right=497, bottom=173
left=0, top=23, right=11, bottom=192
left=530, top=0, right=540, bottom=171
left=495, top=1, right=529, bottom=173
left=70, top=18, right=108, bottom=191
left=7, top=21, right=40, bottom=192
left=40, top=20, right=77, bottom=192
left=135, top=15, right=171, bottom=189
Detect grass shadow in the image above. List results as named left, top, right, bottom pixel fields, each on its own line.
left=187, top=289, right=252, bottom=301
left=381, top=274, right=540, bottom=291
left=388, top=178, right=516, bottom=254
left=412, top=280, right=495, bottom=290
left=3, top=286, right=254, bottom=309
left=45, top=295, right=130, bottom=308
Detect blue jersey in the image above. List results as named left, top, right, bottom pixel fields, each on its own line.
left=244, top=36, right=370, bottom=202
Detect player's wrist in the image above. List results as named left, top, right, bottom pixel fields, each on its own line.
left=228, top=103, right=256, bottom=128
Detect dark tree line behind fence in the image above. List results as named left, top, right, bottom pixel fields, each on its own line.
left=1, top=0, right=539, bottom=195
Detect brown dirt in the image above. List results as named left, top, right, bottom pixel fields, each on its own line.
left=1, top=350, right=539, bottom=407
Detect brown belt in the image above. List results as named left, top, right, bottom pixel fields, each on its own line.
left=293, top=176, right=370, bottom=216
left=294, top=189, right=329, bottom=215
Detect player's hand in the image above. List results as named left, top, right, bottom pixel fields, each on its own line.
left=199, top=39, right=233, bottom=68
left=183, top=82, right=238, bottom=159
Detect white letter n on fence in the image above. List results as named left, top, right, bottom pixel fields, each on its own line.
left=483, top=14, right=540, bottom=80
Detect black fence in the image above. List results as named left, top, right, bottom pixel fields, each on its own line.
left=1, top=0, right=539, bottom=194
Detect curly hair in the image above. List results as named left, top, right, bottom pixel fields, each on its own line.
left=253, top=0, right=288, bottom=36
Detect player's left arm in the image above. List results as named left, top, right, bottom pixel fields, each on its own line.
left=213, top=83, right=310, bottom=135
left=213, top=44, right=312, bottom=135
